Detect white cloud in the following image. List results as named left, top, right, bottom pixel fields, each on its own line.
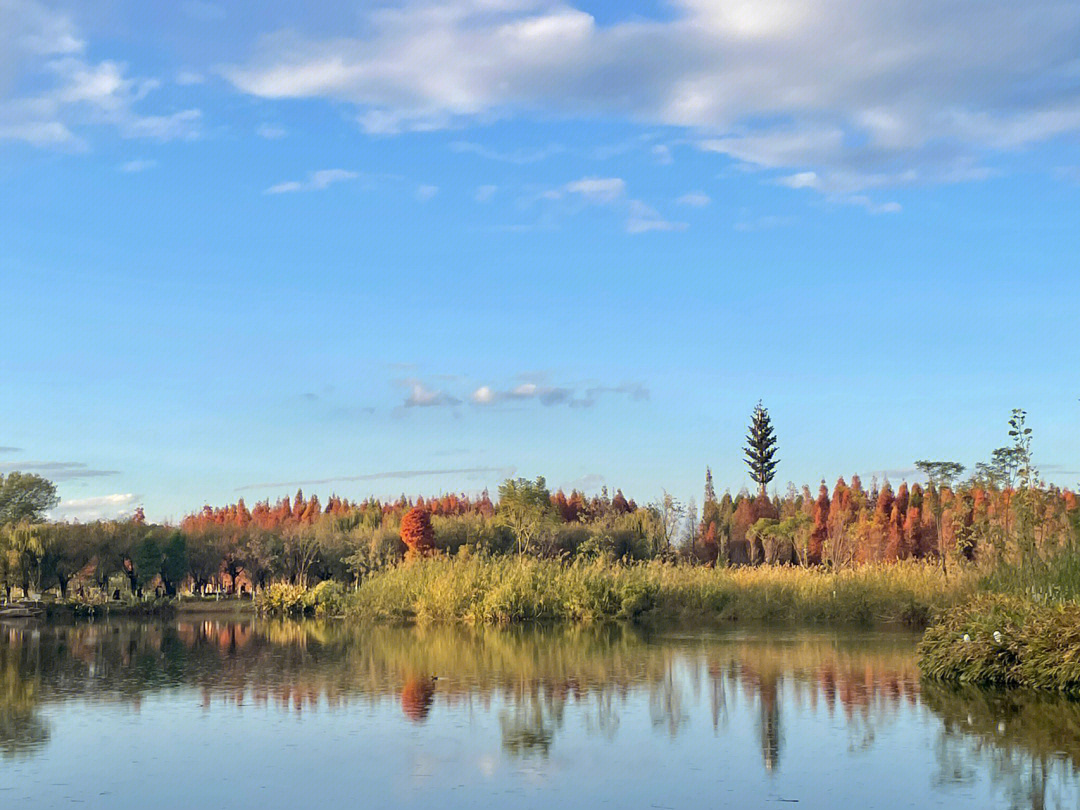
left=221, top=0, right=1080, bottom=194
left=563, top=176, right=626, bottom=203
left=471, top=382, right=573, bottom=406
left=50, top=493, right=140, bottom=521
left=474, top=184, right=497, bottom=202
left=676, top=192, right=710, bottom=207
left=776, top=171, right=902, bottom=212
left=1, top=1, right=201, bottom=147
left=652, top=144, right=673, bottom=165
left=470, top=378, right=648, bottom=407
left=545, top=176, right=683, bottom=233
left=120, top=158, right=156, bottom=172
left=416, top=183, right=439, bottom=201
left=265, top=168, right=358, bottom=194
left=402, top=379, right=460, bottom=408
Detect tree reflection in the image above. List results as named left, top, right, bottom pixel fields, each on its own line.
left=0, top=616, right=1078, bottom=801
left=925, top=683, right=1080, bottom=809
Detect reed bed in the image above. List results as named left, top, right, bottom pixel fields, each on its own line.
left=917, top=595, right=1080, bottom=691
left=342, top=556, right=973, bottom=626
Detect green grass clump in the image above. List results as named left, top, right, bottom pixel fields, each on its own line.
left=257, top=580, right=346, bottom=617
left=918, top=595, right=1080, bottom=691
left=342, top=556, right=970, bottom=626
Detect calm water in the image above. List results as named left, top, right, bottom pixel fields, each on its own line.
left=2, top=619, right=1078, bottom=809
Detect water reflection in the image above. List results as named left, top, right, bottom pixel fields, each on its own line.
left=1, top=619, right=1078, bottom=808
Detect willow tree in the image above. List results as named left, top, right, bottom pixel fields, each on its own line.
left=745, top=402, right=779, bottom=496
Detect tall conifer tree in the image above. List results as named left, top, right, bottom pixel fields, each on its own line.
left=744, top=401, right=779, bottom=496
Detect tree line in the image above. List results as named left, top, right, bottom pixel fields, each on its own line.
left=0, top=404, right=1076, bottom=601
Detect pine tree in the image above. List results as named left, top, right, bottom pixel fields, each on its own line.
left=744, top=401, right=779, bottom=495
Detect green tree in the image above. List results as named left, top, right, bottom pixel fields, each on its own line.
left=0, top=473, right=58, bottom=525
left=132, top=531, right=188, bottom=596
left=914, top=460, right=965, bottom=576
left=38, top=524, right=94, bottom=599
left=497, top=477, right=556, bottom=556
left=745, top=402, right=779, bottom=496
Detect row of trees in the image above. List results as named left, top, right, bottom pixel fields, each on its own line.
left=695, top=407, right=1078, bottom=570
left=0, top=477, right=671, bottom=601
left=1, top=406, right=1075, bottom=601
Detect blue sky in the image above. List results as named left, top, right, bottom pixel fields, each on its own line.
left=1, top=0, right=1078, bottom=521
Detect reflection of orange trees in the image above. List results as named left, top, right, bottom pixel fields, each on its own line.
left=401, top=676, right=435, bottom=722
left=702, top=635, right=924, bottom=771
left=9, top=619, right=1080, bottom=779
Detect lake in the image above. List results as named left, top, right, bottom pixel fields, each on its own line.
left=2, top=619, right=1078, bottom=809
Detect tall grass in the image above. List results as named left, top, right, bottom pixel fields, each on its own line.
left=918, top=595, right=1080, bottom=690
left=342, top=556, right=973, bottom=625
left=979, top=546, right=1080, bottom=605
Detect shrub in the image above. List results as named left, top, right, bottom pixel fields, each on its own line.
left=258, top=580, right=347, bottom=617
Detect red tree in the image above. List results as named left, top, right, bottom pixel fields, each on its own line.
left=400, top=506, right=434, bottom=557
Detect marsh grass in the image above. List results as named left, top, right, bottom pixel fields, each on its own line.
left=918, top=595, right=1080, bottom=691
left=342, top=556, right=973, bottom=626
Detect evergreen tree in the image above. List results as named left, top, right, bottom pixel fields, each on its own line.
left=744, top=401, right=779, bottom=495
left=704, top=467, right=717, bottom=505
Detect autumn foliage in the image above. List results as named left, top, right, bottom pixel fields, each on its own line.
left=400, top=507, right=434, bottom=557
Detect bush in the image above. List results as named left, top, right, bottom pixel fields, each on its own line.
left=258, top=581, right=347, bottom=617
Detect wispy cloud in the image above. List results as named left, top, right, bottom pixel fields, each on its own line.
left=0, top=461, right=120, bottom=480
left=734, top=214, right=797, bottom=232
left=625, top=200, right=687, bottom=234
left=544, top=176, right=684, bottom=234
left=236, top=466, right=516, bottom=492
left=2, top=4, right=202, bottom=148
left=120, top=158, right=156, bottom=172
left=474, top=184, right=497, bottom=202
left=256, top=123, right=287, bottom=139
left=415, top=184, right=439, bottom=201
left=265, top=169, right=358, bottom=194
left=652, top=144, right=673, bottom=165
left=562, top=176, right=626, bottom=204
left=450, top=141, right=565, bottom=164
left=676, top=192, right=711, bottom=207
left=561, top=473, right=606, bottom=492
left=0, top=447, right=22, bottom=454
left=175, top=70, right=205, bottom=86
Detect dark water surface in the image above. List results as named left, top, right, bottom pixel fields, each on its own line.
left=2, top=619, right=1078, bottom=809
